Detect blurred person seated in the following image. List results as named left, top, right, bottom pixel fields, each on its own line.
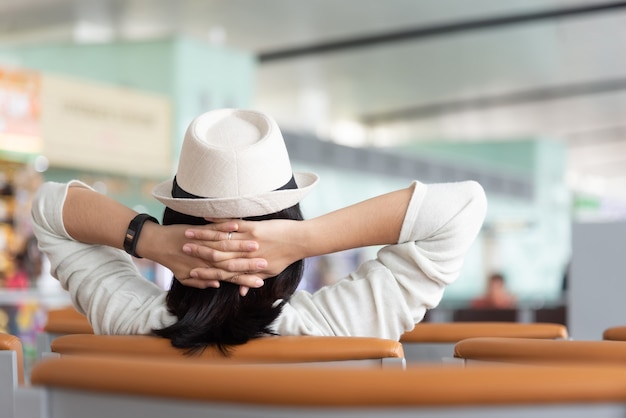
left=470, top=272, right=517, bottom=309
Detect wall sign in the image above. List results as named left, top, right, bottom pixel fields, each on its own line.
left=41, top=74, right=173, bottom=178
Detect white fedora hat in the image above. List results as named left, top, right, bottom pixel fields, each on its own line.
left=152, top=109, right=319, bottom=218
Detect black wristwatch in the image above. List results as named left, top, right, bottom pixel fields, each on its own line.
left=123, top=213, right=159, bottom=258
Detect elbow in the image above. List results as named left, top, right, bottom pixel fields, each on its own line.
left=461, top=180, right=488, bottom=242
left=30, top=182, right=52, bottom=228
left=466, top=180, right=488, bottom=222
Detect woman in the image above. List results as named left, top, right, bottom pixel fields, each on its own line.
left=31, top=108, right=487, bottom=353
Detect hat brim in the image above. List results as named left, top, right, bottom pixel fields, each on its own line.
left=152, top=172, right=319, bottom=218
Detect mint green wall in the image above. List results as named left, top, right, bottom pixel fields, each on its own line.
left=401, top=139, right=535, bottom=177
left=404, top=139, right=570, bottom=303
left=4, top=39, right=175, bottom=95
left=171, top=38, right=256, bottom=159
left=43, top=167, right=165, bottom=217
left=481, top=140, right=570, bottom=302
left=0, top=37, right=256, bottom=214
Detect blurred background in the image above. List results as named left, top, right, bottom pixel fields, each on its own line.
left=0, top=0, right=625, bottom=357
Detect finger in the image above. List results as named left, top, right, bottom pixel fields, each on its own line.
left=184, top=220, right=240, bottom=239
left=240, top=285, right=250, bottom=297
left=230, top=274, right=264, bottom=289
left=191, top=269, right=265, bottom=288
left=205, top=219, right=254, bottom=233
left=185, top=258, right=267, bottom=280
left=177, top=277, right=220, bottom=290
left=214, top=258, right=267, bottom=273
left=188, top=230, right=249, bottom=245
left=182, top=243, right=253, bottom=262
left=185, top=228, right=235, bottom=241
left=183, top=243, right=264, bottom=264
left=207, top=221, right=239, bottom=231
left=229, top=274, right=264, bottom=289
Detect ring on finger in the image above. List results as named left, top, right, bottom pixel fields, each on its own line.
left=227, top=232, right=233, bottom=240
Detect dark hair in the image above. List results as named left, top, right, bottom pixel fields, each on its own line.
left=152, top=204, right=304, bottom=355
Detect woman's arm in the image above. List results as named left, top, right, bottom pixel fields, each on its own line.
left=61, top=184, right=267, bottom=289
left=184, top=180, right=487, bottom=339
left=183, top=185, right=415, bottom=280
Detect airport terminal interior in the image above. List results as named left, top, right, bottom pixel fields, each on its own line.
left=1, top=0, right=626, bottom=416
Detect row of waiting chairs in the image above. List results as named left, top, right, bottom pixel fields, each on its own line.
left=37, top=306, right=569, bottom=363
left=5, top=306, right=626, bottom=417
left=13, top=335, right=626, bottom=417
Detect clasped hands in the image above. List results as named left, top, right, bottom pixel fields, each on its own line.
left=162, top=218, right=304, bottom=296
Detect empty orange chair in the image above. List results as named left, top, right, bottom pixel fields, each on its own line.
left=43, top=306, right=93, bottom=335
left=401, top=322, right=568, bottom=362
left=37, top=306, right=93, bottom=358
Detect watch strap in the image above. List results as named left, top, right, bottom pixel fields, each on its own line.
left=123, top=214, right=159, bottom=258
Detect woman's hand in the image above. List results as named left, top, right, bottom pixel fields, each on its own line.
left=182, top=218, right=308, bottom=288
left=140, top=221, right=268, bottom=294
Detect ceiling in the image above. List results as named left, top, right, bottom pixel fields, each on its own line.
left=1, top=0, right=626, bottom=201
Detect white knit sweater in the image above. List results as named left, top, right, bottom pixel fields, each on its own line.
left=31, top=179, right=486, bottom=340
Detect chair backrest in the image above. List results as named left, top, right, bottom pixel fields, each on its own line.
left=37, top=306, right=94, bottom=360
left=0, top=332, right=24, bottom=385
left=603, top=326, right=626, bottom=341
left=455, top=337, right=626, bottom=365
left=400, top=322, right=568, bottom=363
left=24, top=354, right=626, bottom=418
left=402, top=322, right=568, bottom=343
left=51, top=334, right=405, bottom=368
left=44, top=306, right=93, bottom=334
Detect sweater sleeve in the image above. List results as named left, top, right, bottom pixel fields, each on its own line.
left=30, top=181, right=176, bottom=335
left=273, top=180, right=487, bottom=340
